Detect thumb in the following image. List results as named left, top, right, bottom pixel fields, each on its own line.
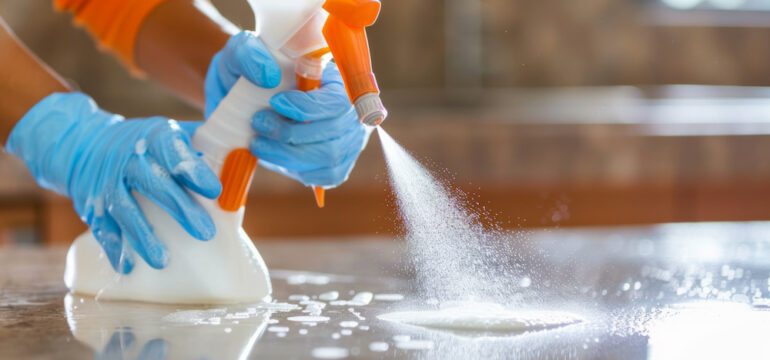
left=223, top=31, right=282, bottom=89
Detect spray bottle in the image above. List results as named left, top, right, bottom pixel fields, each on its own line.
left=63, top=0, right=386, bottom=304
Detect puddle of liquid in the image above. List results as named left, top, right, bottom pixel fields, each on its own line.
left=329, top=292, right=373, bottom=306
left=271, top=270, right=354, bottom=286
left=374, top=293, right=404, bottom=302
left=319, top=291, right=339, bottom=301
left=369, top=341, right=389, bottom=352
left=378, top=302, right=582, bottom=333
left=287, top=316, right=330, bottom=322
left=312, top=346, right=349, bottom=359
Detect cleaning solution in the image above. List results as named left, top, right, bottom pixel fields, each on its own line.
left=64, top=0, right=386, bottom=304
left=376, top=128, right=582, bottom=332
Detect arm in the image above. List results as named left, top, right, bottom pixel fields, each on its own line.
left=134, top=0, right=235, bottom=108
left=1, top=12, right=219, bottom=273
left=0, top=17, right=70, bottom=144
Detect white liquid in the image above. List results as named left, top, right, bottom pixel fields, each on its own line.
left=374, top=293, right=404, bottom=302
left=378, top=302, right=582, bottom=332
left=287, top=316, right=330, bottom=322
left=369, top=342, right=389, bottom=352
left=378, top=128, right=516, bottom=301
left=312, top=347, right=349, bottom=359
left=63, top=192, right=271, bottom=304
left=329, top=292, right=373, bottom=306
left=267, top=326, right=289, bottom=333
left=319, top=291, right=339, bottom=301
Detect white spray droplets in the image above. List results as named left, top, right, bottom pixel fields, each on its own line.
left=378, top=128, right=518, bottom=301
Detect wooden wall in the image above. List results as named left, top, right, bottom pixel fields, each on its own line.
left=2, top=0, right=770, bottom=117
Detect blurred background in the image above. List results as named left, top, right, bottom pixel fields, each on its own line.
left=2, top=0, right=770, bottom=245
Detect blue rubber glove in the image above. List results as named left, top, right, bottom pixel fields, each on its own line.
left=5, top=93, right=221, bottom=274
left=205, top=31, right=370, bottom=187
left=250, top=64, right=371, bottom=187
left=204, top=31, right=281, bottom=117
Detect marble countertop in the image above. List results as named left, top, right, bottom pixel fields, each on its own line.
left=3, top=222, right=770, bottom=359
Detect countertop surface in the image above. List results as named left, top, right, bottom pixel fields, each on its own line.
left=3, top=222, right=770, bottom=359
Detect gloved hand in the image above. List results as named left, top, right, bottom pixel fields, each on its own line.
left=5, top=93, right=221, bottom=274
left=204, top=31, right=281, bottom=117
left=250, top=64, right=371, bottom=187
left=204, top=30, right=370, bottom=188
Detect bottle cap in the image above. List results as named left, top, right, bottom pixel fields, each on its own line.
left=354, top=92, right=387, bottom=126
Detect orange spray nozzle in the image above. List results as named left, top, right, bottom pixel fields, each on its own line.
left=323, top=0, right=387, bottom=126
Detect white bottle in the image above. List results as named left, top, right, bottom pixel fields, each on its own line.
left=63, top=0, right=329, bottom=304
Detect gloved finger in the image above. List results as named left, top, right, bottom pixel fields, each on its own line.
left=292, top=127, right=371, bottom=187
left=145, top=121, right=222, bottom=199
left=106, top=185, right=169, bottom=269
left=220, top=31, right=281, bottom=89
left=269, top=81, right=351, bottom=122
left=204, top=53, right=229, bottom=118
left=91, top=214, right=135, bottom=274
left=96, top=330, right=136, bottom=360
left=320, top=62, right=344, bottom=86
left=252, top=108, right=358, bottom=145
left=125, top=156, right=216, bottom=241
left=250, top=124, right=365, bottom=173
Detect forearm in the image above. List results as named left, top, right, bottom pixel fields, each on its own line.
left=135, top=0, right=235, bottom=109
left=0, top=17, right=70, bottom=144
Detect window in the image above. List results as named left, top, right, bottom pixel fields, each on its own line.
left=660, top=0, right=770, bottom=10
left=644, top=0, right=770, bottom=26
